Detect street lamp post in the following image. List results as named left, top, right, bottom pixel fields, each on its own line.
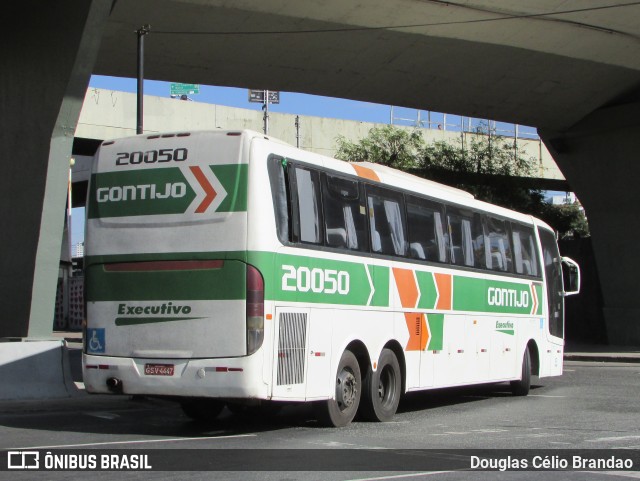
left=136, top=25, right=151, bottom=135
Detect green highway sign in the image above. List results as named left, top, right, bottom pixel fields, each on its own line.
left=170, top=83, right=200, bottom=96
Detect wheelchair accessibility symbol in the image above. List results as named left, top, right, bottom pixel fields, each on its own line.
left=87, top=328, right=105, bottom=353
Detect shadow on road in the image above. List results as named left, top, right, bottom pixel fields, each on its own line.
left=0, top=380, right=544, bottom=443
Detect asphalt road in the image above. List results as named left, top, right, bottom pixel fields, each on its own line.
left=0, top=360, right=638, bottom=480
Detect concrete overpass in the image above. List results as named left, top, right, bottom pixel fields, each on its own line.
left=3, top=0, right=640, bottom=344
left=74, top=87, right=565, bottom=176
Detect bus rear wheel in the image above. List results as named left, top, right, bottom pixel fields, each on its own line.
left=361, top=348, right=401, bottom=422
left=511, top=346, right=531, bottom=396
left=180, top=398, right=225, bottom=422
left=315, top=350, right=361, bottom=427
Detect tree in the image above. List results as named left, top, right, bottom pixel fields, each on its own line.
left=336, top=125, right=423, bottom=170
left=335, top=124, right=589, bottom=238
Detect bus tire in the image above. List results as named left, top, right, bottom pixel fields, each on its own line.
left=361, top=348, right=401, bottom=422
left=180, top=398, right=225, bottom=422
left=315, top=350, right=361, bottom=427
left=511, top=347, right=531, bottom=396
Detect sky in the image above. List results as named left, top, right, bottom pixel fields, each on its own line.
left=87, top=75, right=540, bottom=136
left=71, top=75, right=541, bottom=247
left=88, top=75, right=393, bottom=124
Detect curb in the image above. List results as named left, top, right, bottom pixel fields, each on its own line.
left=563, top=354, right=640, bottom=364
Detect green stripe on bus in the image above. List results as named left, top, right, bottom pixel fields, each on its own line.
left=535, top=283, right=544, bottom=316
left=86, top=260, right=247, bottom=302
left=87, top=164, right=247, bottom=219
left=426, top=313, right=444, bottom=351
left=250, top=252, right=390, bottom=307
left=115, top=317, right=205, bottom=326
left=86, top=250, right=544, bottom=316
left=496, top=329, right=515, bottom=336
left=416, top=271, right=438, bottom=310
left=453, top=276, right=534, bottom=315
left=368, top=264, right=390, bottom=308
left=214, top=164, right=248, bottom=212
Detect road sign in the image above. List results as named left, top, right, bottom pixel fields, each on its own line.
left=248, top=89, right=280, bottom=104
left=170, top=83, right=200, bottom=96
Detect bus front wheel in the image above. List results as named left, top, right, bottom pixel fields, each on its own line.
left=510, top=347, right=531, bottom=396
left=361, top=348, right=401, bottom=422
left=315, top=350, right=361, bottom=427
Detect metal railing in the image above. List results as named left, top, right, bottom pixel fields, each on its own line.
left=389, top=107, right=539, bottom=140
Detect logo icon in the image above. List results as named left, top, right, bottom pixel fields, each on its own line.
left=87, top=328, right=106, bottom=353
left=8, top=451, right=39, bottom=469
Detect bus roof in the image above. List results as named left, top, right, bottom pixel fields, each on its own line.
left=119, top=129, right=551, bottom=230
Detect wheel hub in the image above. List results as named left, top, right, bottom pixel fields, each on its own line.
left=336, top=369, right=357, bottom=409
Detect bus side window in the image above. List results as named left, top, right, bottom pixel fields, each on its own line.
left=511, top=224, right=539, bottom=277
left=292, top=167, right=323, bottom=245
left=267, top=156, right=291, bottom=244
left=406, top=196, right=447, bottom=263
left=447, top=208, right=483, bottom=268
left=322, top=174, right=367, bottom=251
left=366, top=185, right=407, bottom=257
left=485, top=216, right=513, bottom=273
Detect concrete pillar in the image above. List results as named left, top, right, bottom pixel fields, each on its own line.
left=540, top=100, right=640, bottom=346
left=0, top=1, right=112, bottom=338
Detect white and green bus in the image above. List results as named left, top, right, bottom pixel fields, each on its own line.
left=83, top=129, right=580, bottom=427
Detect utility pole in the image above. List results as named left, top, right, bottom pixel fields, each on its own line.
left=249, top=89, right=279, bottom=135
left=136, top=25, right=151, bottom=135
left=295, top=115, right=300, bottom=147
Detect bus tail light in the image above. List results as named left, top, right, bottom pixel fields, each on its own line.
left=246, top=264, right=264, bottom=355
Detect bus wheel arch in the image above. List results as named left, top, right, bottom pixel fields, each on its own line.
left=344, top=339, right=373, bottom=382
left=511, top=340, right=538, bottom=396
left=526, top=339, right=540, bottom=376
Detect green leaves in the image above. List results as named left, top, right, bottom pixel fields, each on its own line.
left=334, top=124, right=588, bottom=238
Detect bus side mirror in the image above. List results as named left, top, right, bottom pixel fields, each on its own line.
left=561, top=256, right=581, bottom=296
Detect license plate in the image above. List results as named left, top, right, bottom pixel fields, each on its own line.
left=144, top=363, right=174, bottom=376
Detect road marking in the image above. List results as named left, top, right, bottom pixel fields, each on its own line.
left=309, top=441, right=389, bottom=450
left=84, top=411, right=120, bottom=420
left=471, top=429, right=509, bottom=433
left=10, top=433, right=256, bottom=450
left=310, top=441, right=359, bottom=448
left=587, top=435, right=640, bottom=443
left=344, top=472, right=453, bottom=481
left=597, top=472, right=640, bottom=479
left=529, top=395, right=566, bottom=398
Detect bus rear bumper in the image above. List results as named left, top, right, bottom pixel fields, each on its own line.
left=82, top=353, right=269, bottom=399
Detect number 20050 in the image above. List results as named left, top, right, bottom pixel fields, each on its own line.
left=281, top=265, right=350, bottom=295
left=115, top=148, right=188, bottom=165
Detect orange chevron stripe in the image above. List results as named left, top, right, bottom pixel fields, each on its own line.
left=404, top=313, right=429, bottom=351
left=434, top=273, right=452, bottom=310
left=393, top=268, right=419, bottom=309
left=189, top=166, right=217, bottom=213
left=352, top=164, right=380, bottom=182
